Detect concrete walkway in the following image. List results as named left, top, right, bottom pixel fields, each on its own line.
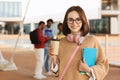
left=0, top=35, right=120, bottom=80
left=0, top=48, right=58, bottom=80
left=109, top=61, right=120, bottom=67
left=0, top=48, right=120, bottom=80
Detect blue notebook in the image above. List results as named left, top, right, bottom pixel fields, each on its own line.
left=80, top=48, right=97, bottom=74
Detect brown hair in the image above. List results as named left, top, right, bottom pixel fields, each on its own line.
left=62, top=6, right=90, bottom=36
left=38, top=21, right=45, bottom=26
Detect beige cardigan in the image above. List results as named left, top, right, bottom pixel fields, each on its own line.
left=56, top=35, right=109, bottom=80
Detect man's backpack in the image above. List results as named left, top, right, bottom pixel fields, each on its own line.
left=29, top=29, right=39, bottom=44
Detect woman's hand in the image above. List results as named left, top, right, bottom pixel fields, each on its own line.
left=48, top=45, right=54, bottom=56
left=48, top=45, right=57, bottom=64
left=78, top=60, right=91, bottom=73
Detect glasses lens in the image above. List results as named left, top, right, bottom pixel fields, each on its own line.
left=75, top=18, right=81, bottom=24
left=68, top=18, right=74, bottom=24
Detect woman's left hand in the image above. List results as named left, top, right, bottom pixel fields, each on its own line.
left=78, top=60, right=91, bottom=73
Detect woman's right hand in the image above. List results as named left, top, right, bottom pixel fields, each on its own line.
left=48, top=45, right=57, bottom=64
left=48, top=45, right=53, bottom=56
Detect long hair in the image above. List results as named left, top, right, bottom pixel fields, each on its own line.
left=62, top=6, right=90, bottom=36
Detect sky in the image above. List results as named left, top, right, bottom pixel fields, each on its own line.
left=1, top=0, right=101, bottom=21
left=22, top=0, right=101, bottom=20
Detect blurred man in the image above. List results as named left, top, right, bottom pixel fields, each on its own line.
left=34, top=21, right=50, bottom=79
left=43, top=19, right=54, bottom=75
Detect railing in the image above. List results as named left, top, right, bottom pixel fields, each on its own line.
left=0, top=34, right=120, bottom=62
left=95, top=34, right=120, bottom=62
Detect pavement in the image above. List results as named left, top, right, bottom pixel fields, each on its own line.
left=0, top=35, right=120, bottom=80
left=0, top=48, right=58, bottom=80
left=0, top=48, right=120, bottom=80
left=109, top=61, right=120, bottom=67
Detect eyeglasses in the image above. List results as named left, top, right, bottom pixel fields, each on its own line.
left=67, top=18, right=82, bottom=24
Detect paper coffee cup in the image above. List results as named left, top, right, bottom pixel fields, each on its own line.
left=51, top=39, right=60, bottom=55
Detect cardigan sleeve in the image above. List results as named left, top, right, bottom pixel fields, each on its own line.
left=91, top=36, right=109, bottom=80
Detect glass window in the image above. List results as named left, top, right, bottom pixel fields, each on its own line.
left=102, top=0, right=118, bottom=10
left=8, top=2, right=13, bottom=17
left=89, top=17, right=110, bottom=34
left=13, top=24, right=20, bottom=34
left=23, top=24, right=30, bottom=34
left=102, top=0, right=111, bottom=10
left=4, top=23, right=20, bottom=34
left=0, top=1, right=22, bottom=17
left=34, top=23, right=38, bottom=29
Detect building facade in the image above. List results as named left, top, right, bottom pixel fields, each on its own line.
left=0, top=0, right=120, bottom=35
left=90, top=0, right=120, bottom=34
left=0, top=0, right=22, bottom=34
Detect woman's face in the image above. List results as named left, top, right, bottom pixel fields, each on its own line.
left=67, top=11, right=82, bottom=34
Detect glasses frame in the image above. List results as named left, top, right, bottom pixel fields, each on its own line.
left=67, top=18, right=82, bottom=24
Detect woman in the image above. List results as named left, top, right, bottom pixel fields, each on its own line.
left=48, top=6, right=109, bottom=80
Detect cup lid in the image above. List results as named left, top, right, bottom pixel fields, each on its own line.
left=51, top=39, right=60, bottom=41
